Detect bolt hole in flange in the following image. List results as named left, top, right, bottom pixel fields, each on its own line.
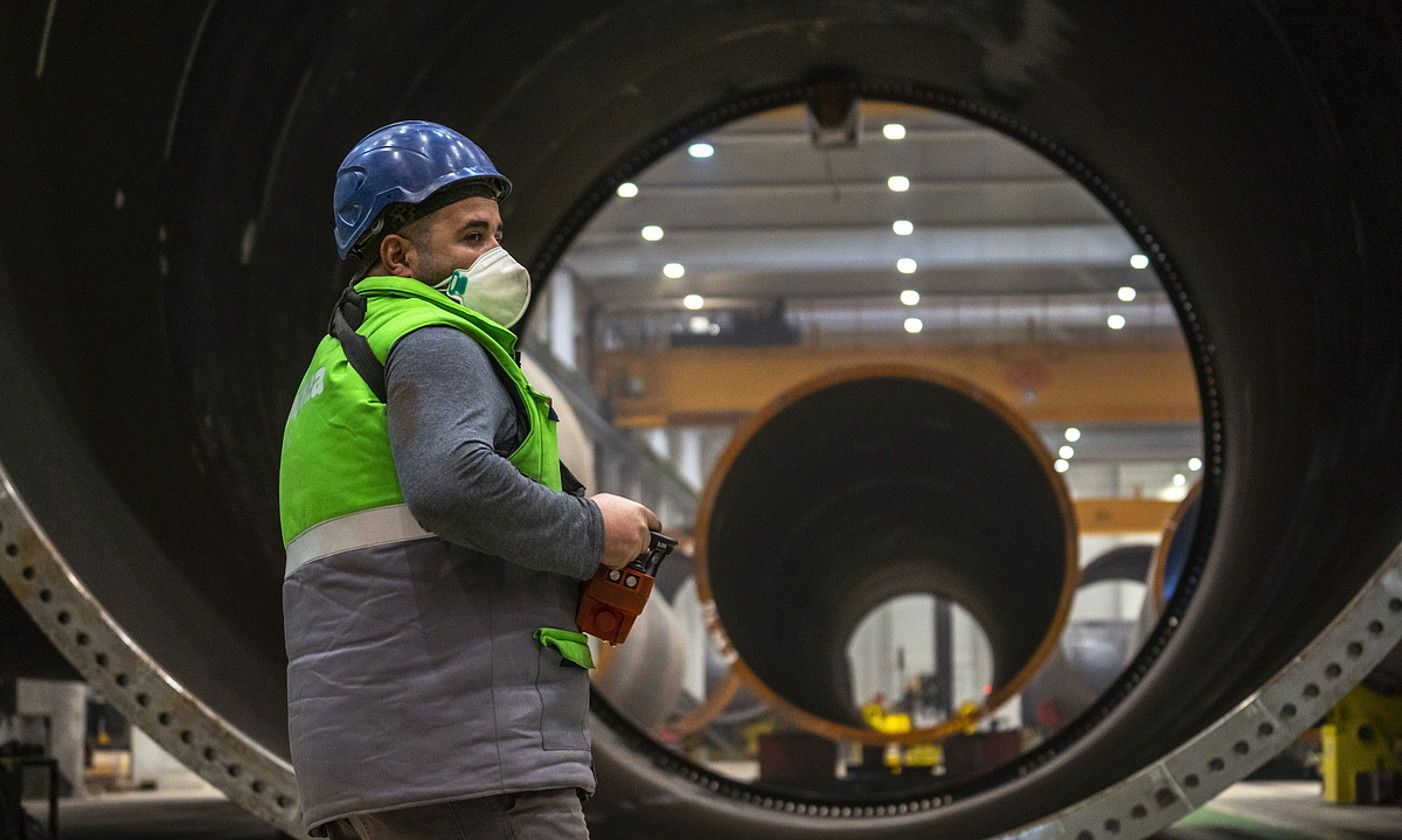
left=0, top=483, right=304, bottom=832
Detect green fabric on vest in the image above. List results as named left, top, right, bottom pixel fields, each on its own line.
left=279, top=275, right=562, bottom=546
left=533, top=627, right=595, bottom=670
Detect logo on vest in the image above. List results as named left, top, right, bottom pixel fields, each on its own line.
left=287, top=367, right=326, bottom=421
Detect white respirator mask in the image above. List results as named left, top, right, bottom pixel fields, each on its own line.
left=433, top=246, right=532, bottom=328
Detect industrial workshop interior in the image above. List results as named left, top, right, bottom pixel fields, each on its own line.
left=2, top=4, right=1401, bottom=840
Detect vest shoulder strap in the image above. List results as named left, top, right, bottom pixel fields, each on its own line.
left=328, top=287, right=387, bottom=401
left=325, top=286, right=585, bottom=494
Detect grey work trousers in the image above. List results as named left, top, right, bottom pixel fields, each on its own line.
left=325, top=789, right=590, bottom=840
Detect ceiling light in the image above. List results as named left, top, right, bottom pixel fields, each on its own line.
left=1058, top=445, right=1074, bottom=459
left=1117, top=286, right=1137, bottom=302
left=1172, top=473, right=1187, bottom=487
left=1188, top=457, right=1203, bottom=471
left=1130, top=253, right=1150, bottom=270
left=892, top=219, right=914, bottom=236
left=899, top=289, right=920, bottom=306
left=688, top=142, right=714, bottom=159
left=663, top=262, right=685, bottom=279
left=682, top=294, right=704, bottom=310
left=616, top=182, right=639, bottom=198
left=887, top=175, right=911, bottom=192
left=1054, top=459, right=1070, bottom=473
left=882, top=123, right=907, bottom=140
left=1107, top=313, right=1126, bottom=330
left=1064, top=427, right=1082, bottom=442
left=641, top=225, right=664, bottom=242
left=688, top=315, right=711, bottom=334
left=903, top=317, right=923, bottom=334
left=896, top=258, right=917, bottom=274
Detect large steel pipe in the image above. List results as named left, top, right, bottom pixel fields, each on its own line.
left=2, top=4, right=1402, bottom=839
left=1022, top=545, right=1155, bottom=736
left=697, top=368, right=1075, bottom=737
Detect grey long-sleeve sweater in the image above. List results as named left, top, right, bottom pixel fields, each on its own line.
left=383, top=326, right=603, bottom=580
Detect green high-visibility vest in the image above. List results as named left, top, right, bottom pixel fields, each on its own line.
left=278, top=274, right=562, bottom=548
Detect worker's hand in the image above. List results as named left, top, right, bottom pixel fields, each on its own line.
left=591, top=493, right=661, bottom=570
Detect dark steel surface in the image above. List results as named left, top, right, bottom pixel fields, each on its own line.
left=0, top=587, right=74, bottom=682
left=1, top=3, right=1400, bottom=838
left=1081, top=545, right=1155, bottom=590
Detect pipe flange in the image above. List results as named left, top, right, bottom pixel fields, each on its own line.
left=0, top=467, right=308, bottom=838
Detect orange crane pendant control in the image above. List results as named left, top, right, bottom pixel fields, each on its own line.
left=578, top=531, right=677, bottom=646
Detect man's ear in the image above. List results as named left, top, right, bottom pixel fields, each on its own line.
left=379, top=233, right=416, bottom=278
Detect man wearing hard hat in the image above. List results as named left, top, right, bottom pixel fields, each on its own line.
left=279, top=121, right=658, bottom=839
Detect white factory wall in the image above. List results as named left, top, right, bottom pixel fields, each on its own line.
left=131, top=726, right=210, bottom=791
left=15, top=678, right=86, bottom=799
left=846, top=594, right=998, bottom=724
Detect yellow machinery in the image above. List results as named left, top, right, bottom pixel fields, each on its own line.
left=860, top=700, right=984, bottom=772
left=1321, top=682, right=1402, bottom=804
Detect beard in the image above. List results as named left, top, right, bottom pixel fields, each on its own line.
left=414, top=253, right=456, bottom=287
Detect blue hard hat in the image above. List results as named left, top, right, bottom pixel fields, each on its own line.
left=333, top=120, right=512, bottom=259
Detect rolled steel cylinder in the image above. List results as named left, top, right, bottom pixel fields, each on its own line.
left=1083, top=545, right=1156, bottom=593
left=3, top=4, right=1402, bottom=839
left=1022, top=544, right=1156, bottom=735
left=696, top=368, right=1075, bottom=738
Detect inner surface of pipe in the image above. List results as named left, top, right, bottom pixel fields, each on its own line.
left=699, top=368, right=1075, bottom=733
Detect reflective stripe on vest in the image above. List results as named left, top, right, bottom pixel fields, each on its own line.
left=284, top=503, right=433, bottom=579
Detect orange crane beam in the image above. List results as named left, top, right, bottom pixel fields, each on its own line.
left=594, top=341, right=1200, bottom=427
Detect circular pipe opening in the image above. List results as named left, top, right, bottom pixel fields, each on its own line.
left=845, top=593, right=995, bottom=729
left=695, top=367, right=1077, bottom=744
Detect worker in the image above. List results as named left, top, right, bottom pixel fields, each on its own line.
left=279, top=120, right=660, bottom=840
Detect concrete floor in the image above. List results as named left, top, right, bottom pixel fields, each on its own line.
left=18, top=782, right=1402, bottom=839
left=23, top=789, right=284, bottom=840
left=1156, top=782, right=1402, bottom=840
